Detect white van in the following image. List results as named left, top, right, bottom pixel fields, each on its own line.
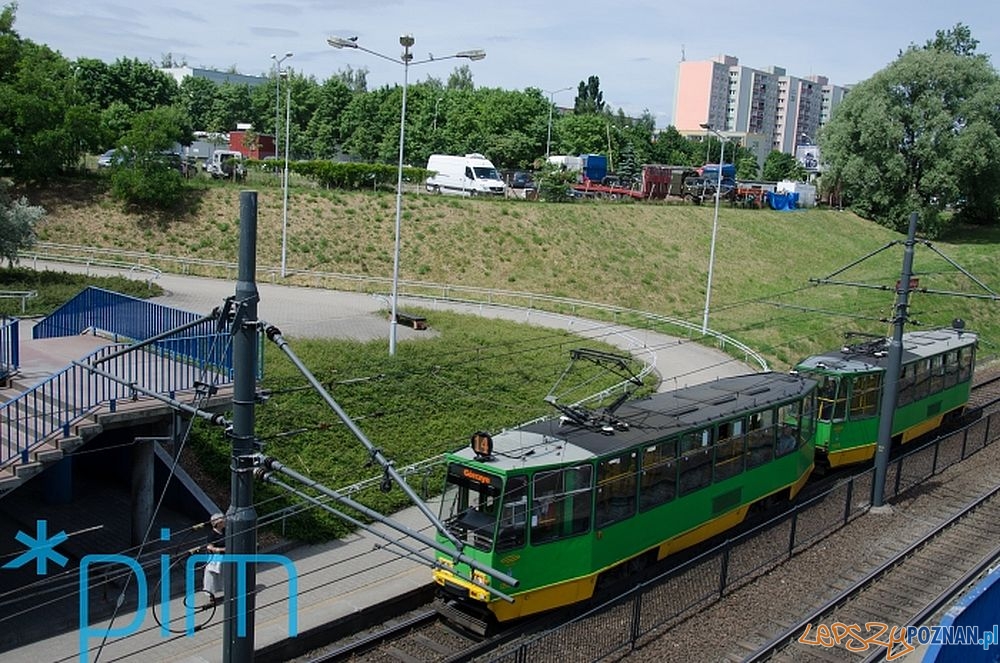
left=425, top=153, right=506, bottom=196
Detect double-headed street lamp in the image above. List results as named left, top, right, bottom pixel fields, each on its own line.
left=327, top=34, right=485, bottom=356
left=281, top=68, right=292, bottom=278
left=699, top=123, right=725, bottom=335
left=545, top=86, right=572, bottom=159
left=270, top=52, right=293, bottom=157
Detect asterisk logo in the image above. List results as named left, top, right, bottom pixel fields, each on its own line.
left=3, top=520, right=68, bottom=575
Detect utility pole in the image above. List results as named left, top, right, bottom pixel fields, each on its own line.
left=871, top=211, right=917, bottom=509
left=224, top=190, right=260, bottom=661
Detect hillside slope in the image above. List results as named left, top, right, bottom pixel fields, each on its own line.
left=23, top=178, right=1000, bottom=368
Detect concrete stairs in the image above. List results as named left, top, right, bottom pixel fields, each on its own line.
left=0, top=372, right=102, bottom=497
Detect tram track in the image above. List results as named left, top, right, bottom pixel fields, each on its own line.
left=289, top=365, right=1000, bottom=663
left=622, top=386, right=1000, bottom=662
left=742, top=484, right=1000, bottom=661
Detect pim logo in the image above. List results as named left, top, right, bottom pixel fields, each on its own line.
left=2, top=521, right=298, bottom=662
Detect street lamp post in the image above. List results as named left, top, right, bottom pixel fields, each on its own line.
left=433, top=96, right=444, bottom=132
left=699, top=123, right=725, bottom=335
left=270, top=52, right=293, bottom=158
left=545, top=86, right=572, bottom=159
left=328, top=34, right=485, bottom=356
left=281, top=69, right=292, bottom=278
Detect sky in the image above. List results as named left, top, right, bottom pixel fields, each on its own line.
left=12, top=1, right=1000, bottom=128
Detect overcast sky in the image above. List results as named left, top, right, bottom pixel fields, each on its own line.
left=13, top=1, right=1000, bottom=128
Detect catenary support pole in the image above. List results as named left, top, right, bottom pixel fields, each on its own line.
left=224, top=190, right=260, bottom=662
left=872, top=211, right=918, bottom=508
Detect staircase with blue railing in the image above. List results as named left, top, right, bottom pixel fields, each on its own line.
left=0, top=287, right=251, bottom=497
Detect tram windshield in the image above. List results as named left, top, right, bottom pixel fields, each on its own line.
left=808, top=374, right=845, bottom=422
left=439, top=463, right=503, bottom=551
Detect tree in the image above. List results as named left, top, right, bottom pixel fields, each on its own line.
left=110, top=106, right=192, bottom=209
left=574, top=75, right=605, bottom=114
left=205, top=82, right=254, bottom=133
left=179, top=75, right=219, bottom=131
left=447, top=65, right=474, bottom=91
left=304, top=78, right=353, bottom=159
left=822, top=24, right=1000, bottom=235
left=923, top=23, right=980, bottom=57
left=762, top=151, right=805, bottom=182
left=333, top=65, right=368, bottom=93
left=0, top=180, right=42, bottom=266
left=0, top=38, right=102, bottom=180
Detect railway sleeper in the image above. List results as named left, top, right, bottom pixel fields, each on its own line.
left=435, top=598, right=492, bottom=637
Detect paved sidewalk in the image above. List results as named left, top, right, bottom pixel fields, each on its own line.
left=4, top=261, right=752, bottom=662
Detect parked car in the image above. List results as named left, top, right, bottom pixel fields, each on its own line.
left=510, top=171, right=535, bottom=189
left=97, top=149, right=118, bottom=168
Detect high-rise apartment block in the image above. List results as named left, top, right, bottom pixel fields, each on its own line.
left=673, top=54, right=851, bottom=166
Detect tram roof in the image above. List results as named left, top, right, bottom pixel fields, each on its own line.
left=451, top=372, right=815, bottom=471
left=795, top=327, right=977, bottom=375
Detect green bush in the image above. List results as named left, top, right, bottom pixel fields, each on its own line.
left=250, top=159, right=430, bottom=191
left=110, top=157, right=186, bottom=209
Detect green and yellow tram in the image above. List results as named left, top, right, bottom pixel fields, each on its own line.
left=432, top=372, right=818, bottom=624
left=794, top=325, right=977, bottom=469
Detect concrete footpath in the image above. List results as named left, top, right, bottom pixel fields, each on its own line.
left=4, top=261, right=751, bottom=662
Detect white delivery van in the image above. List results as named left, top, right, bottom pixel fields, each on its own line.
left=425, top=153, right=506, bottom=196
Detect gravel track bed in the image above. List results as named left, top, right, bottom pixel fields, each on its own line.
left=619, top=414, right=1000, bottom=663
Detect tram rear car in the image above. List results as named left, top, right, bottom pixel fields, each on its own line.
left=432, top=372, right=818, bottom=624
left=794, top=325, right=977, bottom=469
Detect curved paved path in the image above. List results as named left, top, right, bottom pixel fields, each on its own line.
left=26, top=260, right=751, bottom=389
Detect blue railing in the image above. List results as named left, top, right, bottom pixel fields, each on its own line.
left=0, top=317, right=18, bottom=381
left=33, top=286, right=220, bottom=342
left=1, top=337, right=233, bottom=467
left=1, top=287, right=258, bottom=469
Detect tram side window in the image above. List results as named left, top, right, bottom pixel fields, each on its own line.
left=596, top=452, right=638, bottom=528
left=639, top=440, right=677, bottom=511
left=496, top=476, right=528, bottom=551
left=898, top=364, right=916, bottom=406
left=713, top=419, right=745, bottom=482
left=817, top=376, right=845, bottom=421
left=531, top=465, right=593, bottom=545
left=944, top=350, right=959, bottom=388
left=959, top=346, right=975, bottom=382
left=929, top=355, right=945, bottom=393
left=746, top=410, right=775, bottom=468
left=678, top=428, right=712, bottom=496
left=914, top=359, right=931, bottom=399
left=849, top=373, right=881, bottom=419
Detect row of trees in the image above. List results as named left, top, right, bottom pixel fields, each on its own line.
left=0, top=4, right=759, bottom=183
left=2, top=4, right=998, bottom=236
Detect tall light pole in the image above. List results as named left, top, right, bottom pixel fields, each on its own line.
left=280, top=68, right=292, bottom=278
left=433, top=96, right=444, bottom=132
left=700, top=123, right=725, bottom=335
left=328, top=34, right=485, bottom=356
left=545, top=86, right=572, bottom=159
left=270, top=52, right=293, bottom=158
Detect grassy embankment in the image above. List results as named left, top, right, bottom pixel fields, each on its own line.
left=16, top=176, right=1000, bottom=540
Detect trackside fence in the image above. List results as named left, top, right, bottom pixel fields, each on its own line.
left=487, top=411, right=1000, bottom=663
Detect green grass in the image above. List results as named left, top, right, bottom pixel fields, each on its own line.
left=18, top=179, right=1000, bottom=541
left=188, top=308, right=648, bottom=542
left=0, top=267, right=164, bottom=316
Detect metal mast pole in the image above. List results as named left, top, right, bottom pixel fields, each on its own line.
left=872, top=211, right=918, bottom=509
left=224, top=190, right=260, bottom=661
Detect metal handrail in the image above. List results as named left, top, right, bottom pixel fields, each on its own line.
left=28, top=243, right=769, bottom=372
left=0, top=316, right=18, bottom=380
left=0, top=290, right=37, bottom=314
left=0, top=336, right=234, bottom=467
